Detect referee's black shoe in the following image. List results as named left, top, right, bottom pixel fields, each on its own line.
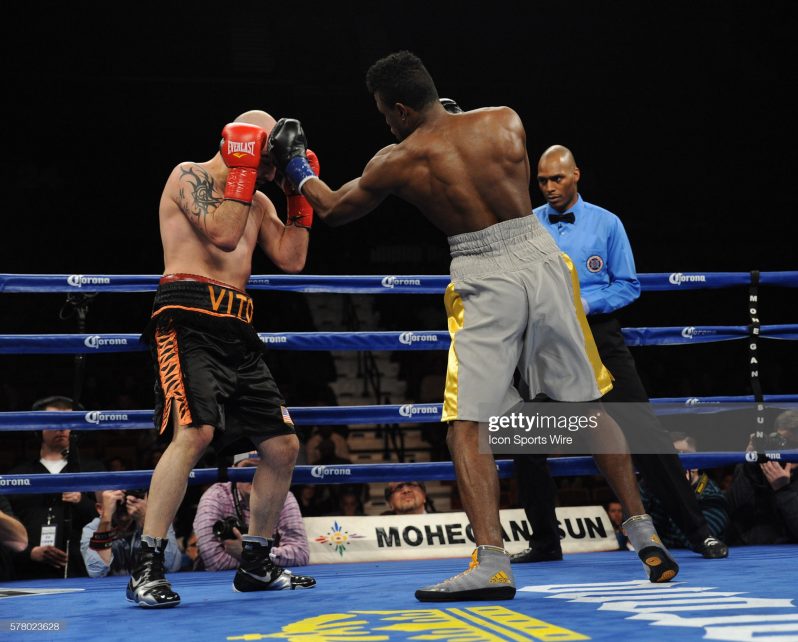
left=510, top=547, right=563, bottom=564
left=693, top=536, right=729, bottom=559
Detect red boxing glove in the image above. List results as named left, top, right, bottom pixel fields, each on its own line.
left=284, top=149, right=320, bottom=229
left=219, top=123, right=268, bottom=205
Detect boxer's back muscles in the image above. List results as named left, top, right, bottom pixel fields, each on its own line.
left=377, top=107, right=533, bottom=236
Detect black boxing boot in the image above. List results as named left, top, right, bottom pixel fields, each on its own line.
left=126, top=535, right=181, bottom=608
left=233, top=535, right=316, bottom=592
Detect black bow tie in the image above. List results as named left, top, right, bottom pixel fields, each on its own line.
left=549, top=212, right=575, bottom=224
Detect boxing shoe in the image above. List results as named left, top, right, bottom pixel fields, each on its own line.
left=126, top=536, right=181, bottom=608
left=693, top=536, right=729, bottom=559
left=233, top=536, right=316, bottom=592
left=510, top=546, right=563, bottom=564
left=415, top=545, right=516, bottom=602
left=622, top=514, right=679, bottom=583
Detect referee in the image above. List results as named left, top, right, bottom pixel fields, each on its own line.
left=511, top=145, right=728, bottom=562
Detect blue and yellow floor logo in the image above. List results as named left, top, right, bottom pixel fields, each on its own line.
left=314, top=521, right=365, bottom=557
left=227, top=606, right=588, bottom=641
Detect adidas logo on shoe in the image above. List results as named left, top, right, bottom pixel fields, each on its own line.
left=490, top=570, right=512, bottom=584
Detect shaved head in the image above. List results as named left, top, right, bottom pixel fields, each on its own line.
left=232, top=109, right=277, bottom=134
left=224, top=109, right=278, bottom=184
left=539, top=145, right=577, bottom=172
left=537, top=144, right=580, bottom=213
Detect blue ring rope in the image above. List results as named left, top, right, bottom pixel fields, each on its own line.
left=2, top=324, right=798, bottom=355
left=2, top=395, right=797, bottom=432
left=2, top=271, right=797, bottom=293
left=2, top=452, right=796, bottom=495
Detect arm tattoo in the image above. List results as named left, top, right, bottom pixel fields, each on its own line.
left=178, top=165, right=222, bottom=221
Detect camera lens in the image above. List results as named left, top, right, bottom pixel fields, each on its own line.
left=212, top=520, right=227, bottom=539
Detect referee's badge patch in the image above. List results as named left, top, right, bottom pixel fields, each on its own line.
left=586, top=255, right=604, bottom=273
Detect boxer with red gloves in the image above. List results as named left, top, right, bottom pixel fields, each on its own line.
left=129, top=109, right=314, bottom=609
left=219, top=122, right=268, bottom=205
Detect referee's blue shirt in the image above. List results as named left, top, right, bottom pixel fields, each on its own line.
left=534, top=195, right=640, bottom=315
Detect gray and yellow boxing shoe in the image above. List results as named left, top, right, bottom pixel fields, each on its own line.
left=416, top=545, right=516, bottom=602
left=622, top=514, right=680, bottom=582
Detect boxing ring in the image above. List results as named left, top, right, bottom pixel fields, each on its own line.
left=1, top=271, right=798, bottom=641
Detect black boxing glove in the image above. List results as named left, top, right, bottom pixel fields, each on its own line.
left=267, top=118, right=319, bottom=192
left=439, top=98, right=463, bottom=114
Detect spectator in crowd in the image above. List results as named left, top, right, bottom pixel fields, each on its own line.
left=306, top=435, right=359, bottom=517
left=605, top=500, right=630, bottom=550
left=143, top=445, right=166, bottom=469
left=0, top=496, right=28, bottom=580
left=294, top=485, right=334, bottom=517
left=717, top=469, right=735, bottom=492
left=305, top=426, right=351, bottom=465
left=9, top=396, right=104, bottom=578
left=80, top=489, right=181, bottom=577
left=725, top=411, right=798, bottom=545
left=194, top=451, right=309, bottom=571
left=336, top=486, right=366, bottom=516
left=381, top=482, right=435, bottom=516
left=105, top=457, right=128, bottom=472
left=179, top=531, right=203, bottom=571
left=640, top=433, right=728, bottom=549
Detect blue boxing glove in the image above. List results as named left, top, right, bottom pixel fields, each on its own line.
left=267, top=118, right=319, bottom=192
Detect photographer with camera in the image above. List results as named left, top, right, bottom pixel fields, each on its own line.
left=8, top=396, right=104, bottom=579
left=640, top=433, right=728, bottom=549
left=725, top=410, right=798, bottom=545
left=80, top=489, right=181, bottom=577
left=193, top=451, right=309, bottom=571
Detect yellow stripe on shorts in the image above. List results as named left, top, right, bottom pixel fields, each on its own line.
left=442, top=282, right=464, bottom=421
left=560, top=252, right=614, bottom=396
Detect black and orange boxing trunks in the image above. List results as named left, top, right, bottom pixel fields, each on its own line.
left=143, top=274, right=295, bottom=452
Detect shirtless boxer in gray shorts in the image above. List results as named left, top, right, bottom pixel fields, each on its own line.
left=444, top=217, right=610, bottom=422
left=268, top=51, right=679, bottom=601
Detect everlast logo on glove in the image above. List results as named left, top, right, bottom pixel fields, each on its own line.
left=227, top=141, right=257, bottom=158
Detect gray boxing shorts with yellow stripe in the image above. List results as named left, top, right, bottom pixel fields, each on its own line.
left=442, top=214, right=612, bottom=422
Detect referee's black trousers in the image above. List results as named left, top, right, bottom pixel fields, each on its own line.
left=514, top=313, right=711, bottom=551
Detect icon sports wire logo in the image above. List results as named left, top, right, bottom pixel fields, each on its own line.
left=83, top=336, right=129, bottom=349
left=398, top=332, right=439, bottom=346
left=398, top=404, right=440, bottom=418
left=85, top=411, right=129, bottom=424
left=67, top=275, right=111, bottom=287
left=381, top=276, right=422, bottom=289
left=668, top=273, right=707, bottom=285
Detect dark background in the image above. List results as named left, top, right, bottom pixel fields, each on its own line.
left=1, top=1, right=796, bottom=464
